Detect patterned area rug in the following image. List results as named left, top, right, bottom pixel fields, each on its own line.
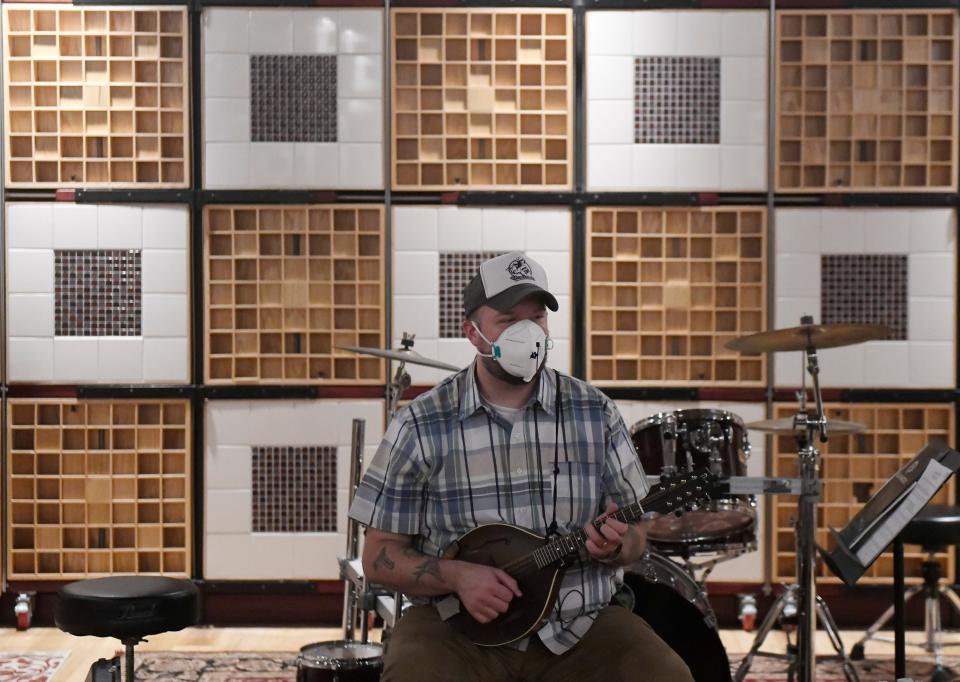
left=0, top=653, right=67, bottom=682
left=729, top=653, right=960, bottom=681
left=135, top=651, right=960, bottom=681
left=135, top=653, right=297, bottom=681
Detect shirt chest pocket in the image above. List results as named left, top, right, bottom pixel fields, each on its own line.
left=552, top=459, right=602, bottom=530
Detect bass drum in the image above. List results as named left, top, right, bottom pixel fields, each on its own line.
left=624, top=552, right=732, bottom=682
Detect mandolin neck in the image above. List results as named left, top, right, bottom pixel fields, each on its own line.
left=530, top=503, right=642, bottom=568
left=531, top=480, right=699, bottom=569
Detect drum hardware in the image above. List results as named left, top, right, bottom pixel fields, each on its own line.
left=296, top=641, right=384, bottom=682
left=727, top=318, right=890, bottom=682
left=337, top=332, right=461, bottom=418
left=337, top=335, right=452, bottom=651
left=631, top=409, right=757, bottom=555
left=746, top=416, right=866, bottom=436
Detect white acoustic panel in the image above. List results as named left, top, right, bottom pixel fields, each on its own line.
left=6, top=203, right=190, bottom=384
left=204, top=399, right=384, bottom=580
left=203, top=8, right=383, bottom=189
left=775, top=208, right=956, bottom=389
left=586, top=10, right=767, bottom=191
left=616, top=400, right=766, bottom=583
left=392, top=206, right=573, bottom=385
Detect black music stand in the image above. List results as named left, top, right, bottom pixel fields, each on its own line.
left=819, top=442, right=960, bottom=678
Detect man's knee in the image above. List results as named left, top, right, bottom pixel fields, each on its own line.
left=382, top=606, right=491, bottom=682
left=583, top=607, right=694, bottom=681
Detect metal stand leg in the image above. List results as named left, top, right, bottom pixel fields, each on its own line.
left=735, top=586, right=858, bottom=682
left=121, top=640, right=139, bottom=682
left=849, top=586, right=923, bottom=659
left=734, top=586, right=791, bottom=682
left=816, top=596, right=859, bottom=682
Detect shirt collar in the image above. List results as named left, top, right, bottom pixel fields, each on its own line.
left=459, top=359, right=557, bottom=421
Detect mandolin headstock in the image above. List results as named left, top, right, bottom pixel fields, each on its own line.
left=649, top=470, right=723, bottom=517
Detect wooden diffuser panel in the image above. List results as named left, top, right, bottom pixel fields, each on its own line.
left=7, top=399, right=191, bottom=580
left=205, top=205, right=386, bottom=384
left=777, top=10, right=958, bottom=192
left=586, top=207, right=766, bottom=386
left=3, top=5, right=189, bottom=188
left=392, top=9, right=572, bottom=190
left=772, top=403, right=955, bottom=584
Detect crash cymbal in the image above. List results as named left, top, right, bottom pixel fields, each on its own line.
left=726, top=323, right=891, bottom=353
left=337, top=345, right=462, bottom=372
left=746, top=416, right=866, bottom=435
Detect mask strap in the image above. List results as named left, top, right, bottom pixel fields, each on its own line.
left=470, top=320, right=499, bottom=358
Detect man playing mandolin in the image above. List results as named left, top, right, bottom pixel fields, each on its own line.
left=349, top=252, right=693, bottom=681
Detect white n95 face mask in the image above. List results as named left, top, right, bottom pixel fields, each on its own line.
left=472, top=319, right=553, bottom=383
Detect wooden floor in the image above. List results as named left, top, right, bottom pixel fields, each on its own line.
left=0, top=626, right=943, bottom=681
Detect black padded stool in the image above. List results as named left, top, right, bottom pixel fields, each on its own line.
left=850, top=504, right=960, bottom=682
left=56, top=576, right=200, bottom=681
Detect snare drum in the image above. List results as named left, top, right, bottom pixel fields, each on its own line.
left=296, top=641, right=383, bottom=682
left=631, top=409, right=756, bottom=553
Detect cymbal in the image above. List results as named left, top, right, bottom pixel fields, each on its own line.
left=336, top=345, right=462, bottom=372
left=746, top=416, right=866, bottom=435
left=725, top=323, right=891, bottom=353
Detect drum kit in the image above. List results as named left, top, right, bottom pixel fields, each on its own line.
left=298, top=318, right=891, bottom=682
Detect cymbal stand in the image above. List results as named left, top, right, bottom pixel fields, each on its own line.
left=735, top=317, right=858, bottom=682
left=386, top=333, right=415, bottom=417
left=340, top=334, right=416, bottom=643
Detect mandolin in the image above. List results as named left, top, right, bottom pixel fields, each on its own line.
left=441, top=472, right=722, bottom=646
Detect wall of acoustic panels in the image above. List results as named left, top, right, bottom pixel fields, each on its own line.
left=391, top=8, right=572, bottom=189
left=3, top=5, right=190, bottom=188
left=776, top=10, right=958, bottom=192
left=7, top=399, right=191, bottom=580
left=203, top=204, right=386, bottom=384
left=202, top=8, right=383, bottom=189
left=586, top=10, right=768, bottom=191
left=0, top=0, right=957, bottom=613
left=775, top=207, right=956, bottom=388
left=204, top=400, right=383, bottom=580
left=587, top=206, right=767, bottom=386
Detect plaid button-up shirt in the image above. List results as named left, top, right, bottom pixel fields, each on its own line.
left=348, top=361, right=649, bottom=654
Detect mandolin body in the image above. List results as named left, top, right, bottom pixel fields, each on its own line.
left=442, top=523, right=566, bottom=647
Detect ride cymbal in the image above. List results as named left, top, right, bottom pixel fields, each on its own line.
left=746, top=416, right=866, bottom=435
left=336, top=345, right=462, bottom=372
left=726, top=323, right=891, bottom=353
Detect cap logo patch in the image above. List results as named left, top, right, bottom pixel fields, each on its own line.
left=506, top=256, right=534, bottom=282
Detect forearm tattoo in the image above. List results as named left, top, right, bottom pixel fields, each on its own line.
left=373, top=546, right=395, bottom=572
left=413, top=557, right=445, bottom=584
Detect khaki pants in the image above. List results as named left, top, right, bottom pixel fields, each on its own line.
left=382, top=604, right=694, bottom=682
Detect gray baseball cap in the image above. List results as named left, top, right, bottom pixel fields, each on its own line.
left=462, top=251, right=559, bottom=318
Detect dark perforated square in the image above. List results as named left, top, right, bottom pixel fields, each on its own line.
left=251, top=445, right=338, bottom=533
left=250, top=55, right=338, bottom=143
left=634, top=56, right=721, bottom=145
left=439, top=251, right=507, bottom=338
left=821, top=254, right=907, bottom=341
left=55, top=250, right=142, bottom=337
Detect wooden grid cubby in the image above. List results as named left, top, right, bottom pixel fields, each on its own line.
left=204, top=205, right=386, bottom=384
left=7, top=399, right=192, bottom=580
left=586, top=207, right=767, bottom=386
left=2, top=5, right=190, bottom=188
left=777, top=10, right=959, bottom=192
left=392, top=9, right=572, bottom=190
left=772, top=403, right=956, bottom=585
